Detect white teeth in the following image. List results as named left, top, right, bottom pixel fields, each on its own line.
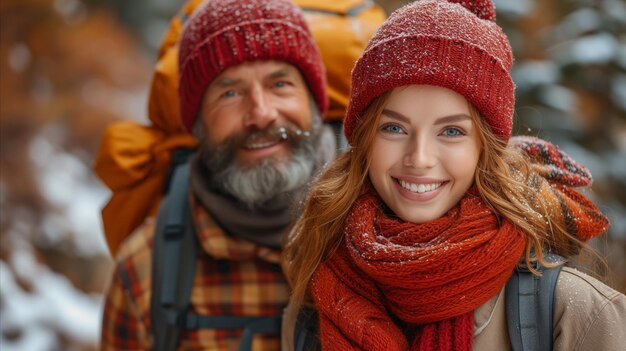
left=245, top=141, right=278, bottom=149
left=399, top=179, right=442, bottom=194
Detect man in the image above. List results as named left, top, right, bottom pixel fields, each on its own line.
left=99, top=0, right=388, bottom=349
left=100, top=0, right=336, bottom=349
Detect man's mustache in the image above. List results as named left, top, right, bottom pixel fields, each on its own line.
left=228, top=123, right=313, bottom=149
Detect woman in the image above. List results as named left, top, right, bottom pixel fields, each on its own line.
left=283, top=0, right=626, bottom=350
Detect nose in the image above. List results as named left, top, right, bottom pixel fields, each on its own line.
left=244, top=86, right=278, bottom=129
left=404, top=135, right=436, bottom=169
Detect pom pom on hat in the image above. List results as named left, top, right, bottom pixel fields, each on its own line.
left=178, top=0, right=327, bottom=132
left=448, top=0, right=496, bottom=21
left=344, top=0, right=514, bottom=142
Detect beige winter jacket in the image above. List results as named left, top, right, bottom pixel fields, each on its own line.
left=283, top=266, right=626, bottom=350
left=473, top=266, right=626, bottom=350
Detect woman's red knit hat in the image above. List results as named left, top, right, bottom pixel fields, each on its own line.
left=178, top=0, right=328, bottom=132
left=344, top=0, right=515, bottom=142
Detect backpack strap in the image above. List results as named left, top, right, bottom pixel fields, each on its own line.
left=294, top=307, right=320, bottom=351
left=151, top=157, right=198, bottom=351
left=177, top=315, right=282, bottom=351
left=150, top=150, right=283, bottom=351
left=506, top=254, right=563, bottom=351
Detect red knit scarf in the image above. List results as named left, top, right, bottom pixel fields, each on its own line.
left=310, top=191, right=527, bottom=351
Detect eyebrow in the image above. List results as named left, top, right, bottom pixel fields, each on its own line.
left=211, top=66, right=294, bottom=88
left=382, top=109, right=471, bottom=125
left=267, top=68, right=291, bottom=80
left=381, top=109, right=411, bottom=123
left=212, top=77, right=242, bottom=88
left=434, top=114, right=472, bottom=125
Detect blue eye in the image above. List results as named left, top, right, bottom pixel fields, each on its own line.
left=441, top=127, right=464, bottom=137
left=222, top=90, right=237, bottom=98
left=274, top=81, right=287, bottom=88
left=381, top=123, right=405, bottom=134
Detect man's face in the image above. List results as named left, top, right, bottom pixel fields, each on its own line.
left=194, top=60, right=321, bottom=207
left=198, top=60, right=313, bottom=166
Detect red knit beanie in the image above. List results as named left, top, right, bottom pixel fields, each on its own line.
left=344, top=0, right=515, bottom=142
left=178, top=0, right=328, bottom=132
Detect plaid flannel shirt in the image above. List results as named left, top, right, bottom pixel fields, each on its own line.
left=101, top=195, right=289, bottom=350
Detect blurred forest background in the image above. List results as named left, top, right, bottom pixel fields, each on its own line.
left=1, top=0, right=625, bottom=350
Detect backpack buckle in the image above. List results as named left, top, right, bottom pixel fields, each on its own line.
left=164, top=224, right=184, bottom=239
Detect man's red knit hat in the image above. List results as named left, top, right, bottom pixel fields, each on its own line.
left=344, top=0, right=515, bottom=142
left=178, top=0, right=328, bottom=132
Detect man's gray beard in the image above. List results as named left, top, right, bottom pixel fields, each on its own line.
left=196, top=120, right=321, bottom=209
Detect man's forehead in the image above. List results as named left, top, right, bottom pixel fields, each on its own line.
left=211, top=60, right=301, bottom=86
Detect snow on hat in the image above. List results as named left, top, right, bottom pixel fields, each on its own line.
left=344, top=0, right=515, bottom=142
left=178, top=0, right=328, bottom=132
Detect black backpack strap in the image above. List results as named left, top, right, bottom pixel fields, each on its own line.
left=150, top=151, right=283, bottom=350
left=157, top=313, right=282, bottom=351
left=506, top=254, right=563, bottom=351
left=294, top=307, right=320, bottom=351
left=151, top=159, right=198, bottom=351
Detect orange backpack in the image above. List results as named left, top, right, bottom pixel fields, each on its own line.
left=94, top=0, right=386, bottom=256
